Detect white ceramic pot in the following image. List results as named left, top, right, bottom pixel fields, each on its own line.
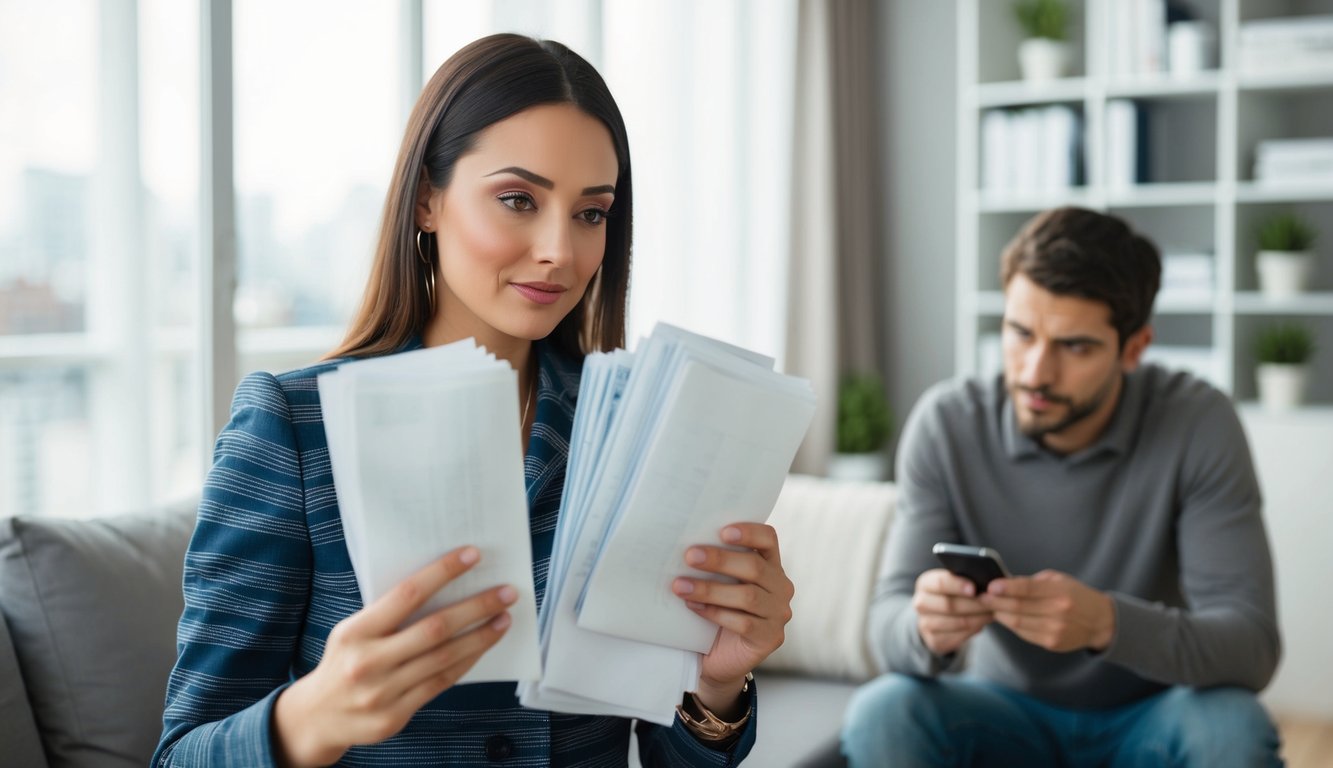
left=827, top=452, right=888, bottom=483
left=1019, top=38, right=1071, bottom=82
left=1257, top=363, right=1309, bottom=411
left=1256, top=250, right=1314, bottom=297
left=1168, top=21, right=1215, bottom=79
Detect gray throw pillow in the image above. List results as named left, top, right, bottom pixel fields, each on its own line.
left=0, top=609, right=48, bottom=768
left=0, top=501, right=197, bottom=768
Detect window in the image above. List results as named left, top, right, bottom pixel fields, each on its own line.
left=233, top=0, right=402, bottom=375
left=2, top=0, right=798, bottom=518
left=1, top=0, right=203, bottom=518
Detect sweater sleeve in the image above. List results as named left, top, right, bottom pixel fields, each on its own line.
left=866, top=386, right=967, bottom=677
left=633, top=681, right=757, bottom=767
left=153, top=372, right=312, bottom=767
left=1101, top=390, right=1281, bottom=691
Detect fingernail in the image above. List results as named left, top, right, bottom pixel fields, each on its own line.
left=686, top=548, right=706, bottom=565
left=722, top=527, right=742, bottom=543
left=491, top=613, right=511, bottom=630
left=686, top=600, right=705, bottom=611
left=990, top=582, right=1004, bottom=595
left=498, top=586, right=518, bottom=604
left=673, top=578, right=694, bottom=595
left=459, top=547, right=479, bottom=565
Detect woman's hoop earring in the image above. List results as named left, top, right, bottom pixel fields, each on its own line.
left=417, top=230, right=436, bottom=313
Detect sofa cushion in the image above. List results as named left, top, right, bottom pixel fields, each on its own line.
left=0, top=609, right=48, bottom=768
left=760, top=475, right=895, bottom=682
left=0, top=501, right=197, bottom=768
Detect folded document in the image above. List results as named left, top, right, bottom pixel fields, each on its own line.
left=521, top=323, right=816, bottom=723
left=318, top=340, right=542, bottom=684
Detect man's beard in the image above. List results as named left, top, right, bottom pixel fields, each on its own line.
left=1010, top=372, right=1119, bottom=441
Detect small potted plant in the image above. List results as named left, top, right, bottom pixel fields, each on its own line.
left=829, top=372, right=893, bottom=482
left=1255, top=322, right=1315, bottom=410
left=1014, top=0, right=1072, bottom=82
left=1256, top=213, right=1317, bottom=298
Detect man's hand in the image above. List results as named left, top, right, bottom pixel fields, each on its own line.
left=912, top=568, right=994, bottom=656
left=980, top=570, right=1115, bottom=652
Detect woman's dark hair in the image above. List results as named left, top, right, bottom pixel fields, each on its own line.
left=327, top=34, right=632, bottom=361
left=1000, top=207, right=1161, bottom=347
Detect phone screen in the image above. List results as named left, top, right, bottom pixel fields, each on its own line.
left=932, top=543, right=1011, bottom=592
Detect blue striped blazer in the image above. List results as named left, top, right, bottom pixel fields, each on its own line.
left=153, top=340, right=757, bottom=767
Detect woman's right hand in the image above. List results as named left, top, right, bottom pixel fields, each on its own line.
left=273, top=545, right=516, bottom=767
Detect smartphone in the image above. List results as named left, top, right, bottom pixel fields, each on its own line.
left=932, top=543, right=1012, bottom=593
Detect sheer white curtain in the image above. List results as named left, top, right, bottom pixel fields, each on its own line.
left=785, top=0, right=887, bottom=475
left=423, top=0, right=800, bottom=360
left=601, top=2, right=799, bottom=361
left=785, top=0, right=838, bottom=475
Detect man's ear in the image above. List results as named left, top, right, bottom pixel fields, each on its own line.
left=1120, top=325, right=1154, bottom=372
left=414, top=168, right=436, bottom=231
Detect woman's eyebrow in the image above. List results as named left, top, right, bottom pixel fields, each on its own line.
left=487, top=166, right=553, bottom=189
left=486, top=166, right=615, bottom=196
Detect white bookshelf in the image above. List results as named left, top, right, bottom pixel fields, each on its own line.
left=956, top=0, right=1333, bottom=720
left=957, top=0, right=1333, bottom=408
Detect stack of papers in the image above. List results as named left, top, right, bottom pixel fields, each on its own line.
left=318, top=340, right=542, bottom=684
left=319, top=327, right=815, bottom=724
left=1255, top=138, right=1333, bottom=186
left=520, top=323, right=817, bottom=724
left=981, top=107, right=1083, bottom=196
left=1240, top=15, right=1333, bottom=77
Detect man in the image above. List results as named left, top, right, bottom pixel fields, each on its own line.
left=842, top=207, right=1282, bottom=766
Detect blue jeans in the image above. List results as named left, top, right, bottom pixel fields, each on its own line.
left=840, top=674, right=1283, bottom=767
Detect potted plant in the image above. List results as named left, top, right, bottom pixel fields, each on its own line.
left=1255, top=322, right=1315, bottom=410
left=1014, top=0, right=1072, bottom=82
left=1256, top=213, right=1317, bottom=298
left=829, top=372, right=893, bottom=482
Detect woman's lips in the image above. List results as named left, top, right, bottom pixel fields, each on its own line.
left=511, top=282, right=566, bottom=305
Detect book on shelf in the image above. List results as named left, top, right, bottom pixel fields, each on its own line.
left=1142, top=345, right=1223, bottom=388
left=1013, top=109, right=1042, bottom=194
left=1239, top=15, right=1333, bottom=77
left=1105, top=100, right=1151, bottom=188
left=981, top=105, right=1082, bottom=195
left=1159, top=251, right=1214, bottom=303
left=1255, top=138, right=1333, bottom=186
left=1110, top=0, right=1200, bottom=77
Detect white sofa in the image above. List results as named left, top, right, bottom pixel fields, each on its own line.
left=744, top=475, right=895, bottom=767
left=0, top=476, right=894, bottom=767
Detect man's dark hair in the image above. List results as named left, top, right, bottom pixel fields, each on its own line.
left=1001, top=207, right=1162, bottom=347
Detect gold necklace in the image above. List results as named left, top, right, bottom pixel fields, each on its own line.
left=520, top=355, right=536, bottom=431
left=521, top=375, right=534, bottom=429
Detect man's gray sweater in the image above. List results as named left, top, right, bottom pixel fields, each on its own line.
left=868, top=364, right=1281, bottom=709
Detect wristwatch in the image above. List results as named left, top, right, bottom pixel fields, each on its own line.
left=676, top=673, right=753, bottom=744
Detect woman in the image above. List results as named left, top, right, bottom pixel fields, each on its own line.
left=154, top=34, right=793, bottom=766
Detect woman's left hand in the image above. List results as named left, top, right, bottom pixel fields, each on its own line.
left=672, top=522, right=794, bottom=717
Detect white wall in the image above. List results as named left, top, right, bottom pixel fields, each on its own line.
left=1243, top=407, right=1333, bottom=718
left=878, top=0, right=958, bottom=461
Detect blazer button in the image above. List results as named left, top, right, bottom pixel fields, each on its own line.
left=485, top=734, right=513, bottom=762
